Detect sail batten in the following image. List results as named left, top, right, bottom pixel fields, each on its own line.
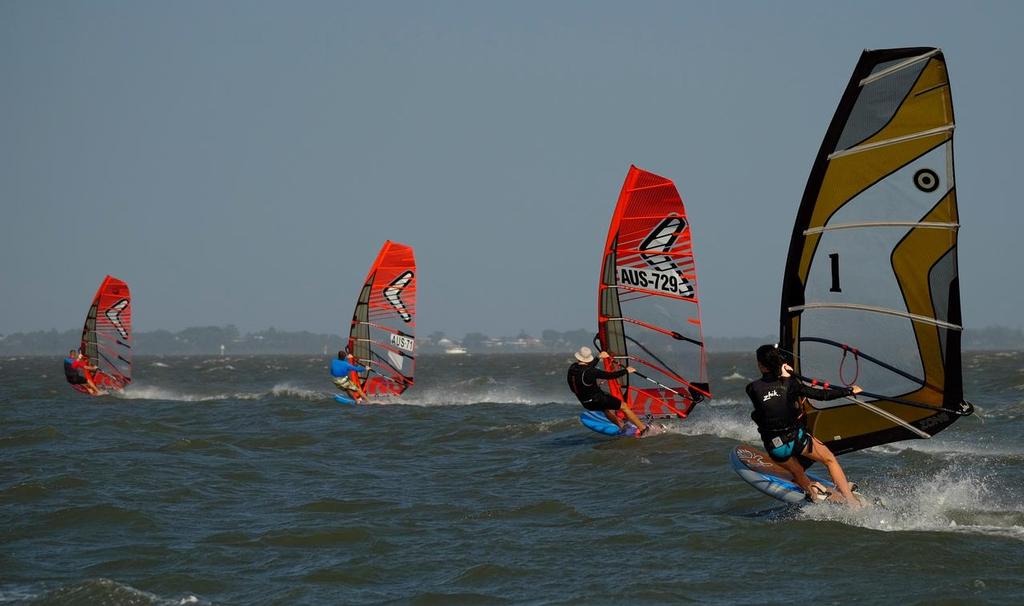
left=789, top=303, right=964, bottom=330
left=804, top=221, right=957, bottom=235
left=828, top=124, right=955, bottom=159
left=859, top=48, right=942, bottom=86
left=597, top=165, right=710, bottom=419
left=781, top=48, right=971, bottom=455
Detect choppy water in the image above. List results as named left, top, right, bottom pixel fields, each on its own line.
left=2, top=352, right=1023, bottom=605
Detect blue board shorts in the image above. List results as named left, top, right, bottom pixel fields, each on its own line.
left=765, top=428, right=810, bottom=463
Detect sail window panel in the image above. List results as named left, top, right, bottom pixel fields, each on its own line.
left=617, top=294, right=704, bottom=387
left=799, top=308, right=924, bottom=402
left=929, top=247, right=958, bottom=358
left=836, top=58, right=927, bottom=152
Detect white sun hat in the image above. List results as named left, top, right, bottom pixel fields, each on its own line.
left=574, top=346, right=595, bottom=363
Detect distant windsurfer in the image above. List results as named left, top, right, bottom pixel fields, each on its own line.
left=568, top=346, right=649, bottom=436
left=64, top=349, right=101, bottom=395
left=746, top=344, right=862, bottom=506
left=331, top=350, right=368, bottom=403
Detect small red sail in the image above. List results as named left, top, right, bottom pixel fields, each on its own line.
left=597, top=166, right=711, bottom=419
left=75, top=275, right=132, bottom=393
left=347, top=241, right=416, bottom=397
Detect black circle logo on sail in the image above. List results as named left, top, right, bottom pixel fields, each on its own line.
left=913, top=168, right=939, bottom=193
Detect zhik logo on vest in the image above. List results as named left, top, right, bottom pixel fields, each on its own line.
left=763, top=389, right=780, bottom=402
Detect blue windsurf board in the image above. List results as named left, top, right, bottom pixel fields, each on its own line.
left=730, top=444, right=867, bottom=505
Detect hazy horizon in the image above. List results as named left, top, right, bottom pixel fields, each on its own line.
left=3, top=1, right=1021, bottom=337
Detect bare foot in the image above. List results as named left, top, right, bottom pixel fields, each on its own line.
left=806, top=482, right=830, bottom=503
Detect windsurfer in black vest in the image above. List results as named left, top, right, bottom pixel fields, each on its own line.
left=746, top=344, right=862, bottom=506
left=64, top=349, right=101, bottom=395
left=567, top=346, right=649, bottom=436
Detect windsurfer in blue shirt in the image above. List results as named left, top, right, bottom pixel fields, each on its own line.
left=331, top=350, right=368, bottom=403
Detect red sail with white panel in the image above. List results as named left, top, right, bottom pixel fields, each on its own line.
left=75, top=275, right=132, bottom=393
left=597, top=166, right=710, bottom=419
left=347, top=241, right=416, bottom=397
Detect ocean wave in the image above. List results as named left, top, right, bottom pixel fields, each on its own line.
left=201, top=364, right=235, bottom=373
left=0, top=426, right=65, bottom=449
left=14, top=578, right=204, bottom=605
left=268, top=383, right=328, bottom=401
left=115, top=382, right=328, bottom=403
left=797, top=465, right=1024, bottom=540
left=116, top=385, right=241, bottom=402
left=658, top=403, right=760, bottom=442
left=870, top=439, right=1024, bottom=460
left=391, top=386, right=574, bottom=407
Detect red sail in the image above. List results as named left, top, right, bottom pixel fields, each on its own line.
left=597, top=166, right=710, bottom=419
left=76, top=275, right=132, bottom=393
left=347, top=241, right=416, bottom=397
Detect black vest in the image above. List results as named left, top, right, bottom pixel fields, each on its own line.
left=746, top=376, right=801, bottom=435
left=566, top=362, right=601, bottom=403
left=64, top=358, right=84, bottom=382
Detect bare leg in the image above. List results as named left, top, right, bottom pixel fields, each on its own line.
left=800, top=436, right=859, bottom=507
left=777, top=457, right=815, bottom=495
left=618, top=406, right=647, bottom=433
left=352, top=384, right=369, bottom=402
left=84, top=371, right=101, bottom=396
left=602, top=410, right=626, bottom=429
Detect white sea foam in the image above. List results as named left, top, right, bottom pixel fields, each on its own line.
left=201, top=364, right=235, bottom=373
left=0, top=578, right=211, bottom=606
left=870, top=438, right=1024, bottom=460
left=798, top=465, right=1024, bottom=540
left=116, top=382, right=332, bottom=403
left=268, top=382, right=328, bottom=401
left=658, top=401, right=760, bottom=442
left=116, top=385, right=238, bottom=402
left=391, top=386, right=574, bottom=407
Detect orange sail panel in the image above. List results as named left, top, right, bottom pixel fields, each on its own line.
left=597, top=166, right=710, bottom=419
left=78, top=275, right=132, bottom=392
left=348, top=241, right=416, bottom=397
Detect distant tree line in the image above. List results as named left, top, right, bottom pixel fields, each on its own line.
left=2, top=325, right=1023, bottom=355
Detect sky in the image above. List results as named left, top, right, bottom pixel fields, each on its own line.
left=1, top=0, right=1020, bottom=338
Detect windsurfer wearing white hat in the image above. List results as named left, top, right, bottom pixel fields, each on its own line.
left=567, top=346, right=649, bottom=436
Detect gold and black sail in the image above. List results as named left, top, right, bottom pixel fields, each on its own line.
left=780, top=47, right=973, bottom=455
